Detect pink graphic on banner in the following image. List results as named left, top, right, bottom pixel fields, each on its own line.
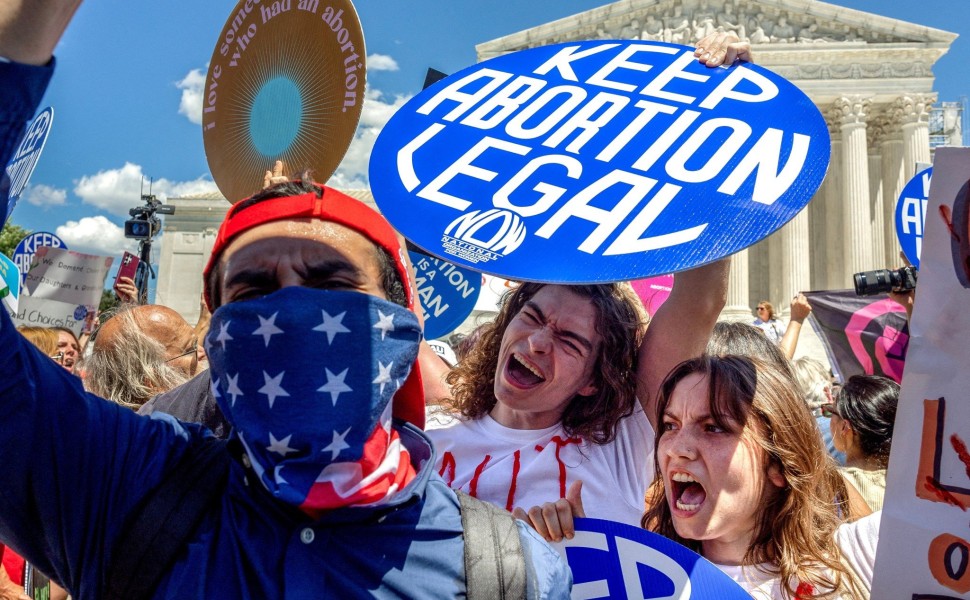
left=631, top=275, right=674, bottom=318
left=845, top=298, right=908, bottom=383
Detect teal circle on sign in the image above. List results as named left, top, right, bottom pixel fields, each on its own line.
left=250, top=77, right=303, bottom=157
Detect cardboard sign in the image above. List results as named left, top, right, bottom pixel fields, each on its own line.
left=871, top=148, right=970, bottom=598
left=551, top=518, right=749, bottom=599
left=203, top=0, right=366, bottom=203
left=5, top=296, right=96, bottom=337
left=895, top=167, right=932, bottom=269
left=3, top=107, right=54, bottom=226
left=12, top=231, right=66, bottom=287
left=370, top=40, right=829, bottom=283
left=631, top=274, right=673, bottom=318
left=0, top=252, right=19, bottom=313
left=409, top=250, right=481, bottom=339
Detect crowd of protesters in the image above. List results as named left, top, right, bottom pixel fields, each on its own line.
left=0, top=2, right=911, bottom=599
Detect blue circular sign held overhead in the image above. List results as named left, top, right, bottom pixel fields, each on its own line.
left=894, top=167, right=932, bottom=270
left=370, top=40, right=830, bottom=283
left=12, top=231, right=66, bottom=287
left=3, top=107, right=55, bottom=227
left=554, top=518, right=750, bottom=599
left=409, top=250, right=481, bottom=339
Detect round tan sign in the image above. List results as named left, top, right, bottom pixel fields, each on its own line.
left=203, top=0, right=366, bottom=204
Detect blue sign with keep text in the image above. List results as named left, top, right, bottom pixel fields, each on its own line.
left=12, top=231, right=66, bottom=287
left=409, top=250, right=481, bottom=339
left=370, top=40, right=829, bottom=283
left=3, top=107, right=55, bottom=227
left=552, top=518, right=749, bottom=599
left=894, top=167, right=931, bottom=270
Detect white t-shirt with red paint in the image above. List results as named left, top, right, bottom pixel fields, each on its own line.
left=425, top=403, right=655, bottom=526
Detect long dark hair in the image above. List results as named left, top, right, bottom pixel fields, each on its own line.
left=835, top=375, right=899, bottom=465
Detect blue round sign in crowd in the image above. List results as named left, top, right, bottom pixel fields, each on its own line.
left=554, top=518, right=749, bottom=599
left=12, top=231, right=66, bottom=287
left=408, top=250, right=481, bottom=339
left=894, top=167, right=932, bottom=270
left=370, top=40, right=830, bottom=283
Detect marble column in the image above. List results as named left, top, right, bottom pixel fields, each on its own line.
left=722, top=249, right=752, bottom=322
left=823, top=114, right=844, bottom=290
left=835, top=95, right=873, bottom=286
left=868, top=151, right=886, bottom=269
left=778, top=207, right=811, bottom=316
left=880, top=133, right=905, bottom=267
left=896, top=93, right=934, bottom=181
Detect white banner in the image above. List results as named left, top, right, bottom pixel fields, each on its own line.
left=872, top=147, right=970, bottom=598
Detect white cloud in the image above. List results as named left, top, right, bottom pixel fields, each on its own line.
left=55, top=216, right=135, bottom=258
left=74, top=162, right=219, bottom=216
left=24, top=184, right=67, bottom=207
left=367, top=54, right=399, bottom=72
left=176, top=67, right=206, bottom=125
left=326, top=87, right=411, bottom=189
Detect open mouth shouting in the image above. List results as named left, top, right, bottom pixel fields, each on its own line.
left=670, top=471, right=707, bottom=514
left=504, top=353, right=546, bottom=389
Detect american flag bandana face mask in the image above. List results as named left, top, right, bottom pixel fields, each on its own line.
left=205, top=287, right=423, bottom=512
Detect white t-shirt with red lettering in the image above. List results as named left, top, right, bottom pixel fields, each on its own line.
left=425, top=403, right=655, bottom=526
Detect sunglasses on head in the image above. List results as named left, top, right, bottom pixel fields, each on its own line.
left=820, top=403, right=840, bottom=418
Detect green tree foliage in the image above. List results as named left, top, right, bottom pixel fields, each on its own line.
left=0, top=223, right=31, bottom=259
left=99, top=288, right=120, bottom=314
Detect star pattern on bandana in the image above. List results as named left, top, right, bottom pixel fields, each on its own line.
left=373, top=310, right=395, bottom=340
left=226, top=373, right=243, bottom=406
left=258, top=371, right=290, bottom=408
left=322, top=426, right=352, bottom=460
left=266, top=432, right=297, bottom=457
left=252, top=312, right=284, bottom=347
left=317, top=368, right=353, bottom=406
left=373, top=361, right=394, bottom=395
left=207, top=294, right=421, bottom=506
left=312, top=309, right=351, bottom=344
left=215, top=321, right=234, bottom=350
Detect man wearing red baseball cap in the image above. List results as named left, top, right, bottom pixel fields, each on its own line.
left=0, top=178, right=570, bottom=598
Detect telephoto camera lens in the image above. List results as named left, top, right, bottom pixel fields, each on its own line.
left=853, top=266, right=917, bottom=296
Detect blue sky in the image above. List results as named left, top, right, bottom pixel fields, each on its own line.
left=7, top=0, right=968, bottom=273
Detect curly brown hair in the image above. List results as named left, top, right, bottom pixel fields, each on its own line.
left=642, top=355, right=865, bottom=599
left=445, top=283, right=646, bottom=444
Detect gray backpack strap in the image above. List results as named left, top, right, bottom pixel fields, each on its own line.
left=456, top=490, right=527, bottom=599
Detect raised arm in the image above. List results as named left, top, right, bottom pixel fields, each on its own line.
left=637, top=259, right=729, bottom=428
left=0, top=0, right=83, bottom=66
left=778, top=293, right=811, bottom=360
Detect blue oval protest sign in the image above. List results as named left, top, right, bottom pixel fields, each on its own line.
left=3, top=107, right=54, bottom=226
left=553, top=518, right=749, bottom=599
left=409, top=250, right=481, bottom=339
left=13, top=231, right=66, bottom=287
left=371, top=41, right=829, bottom=282
left=895, top=167, right=932, bottom=270
left=370, top=41, right=829, bottom=283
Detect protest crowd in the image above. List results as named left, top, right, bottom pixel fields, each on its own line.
left=1, top=1, right=952, bottom=599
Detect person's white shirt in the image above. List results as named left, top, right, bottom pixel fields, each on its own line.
left=712, top=511, right=880, bottom=598
left=426, top=403, right=654, bottom=526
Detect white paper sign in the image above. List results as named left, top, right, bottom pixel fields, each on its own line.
left=872, top=147, right=970, bottom=598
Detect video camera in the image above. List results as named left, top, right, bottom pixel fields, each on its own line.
left=853, top=265, right=918, bottom=296
left=124, top=194, right=175, bottom=240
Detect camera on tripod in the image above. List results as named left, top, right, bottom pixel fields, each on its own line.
left=124, top=194, right=175, bottom=240
left=852, top=265, right=918, bottom=296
